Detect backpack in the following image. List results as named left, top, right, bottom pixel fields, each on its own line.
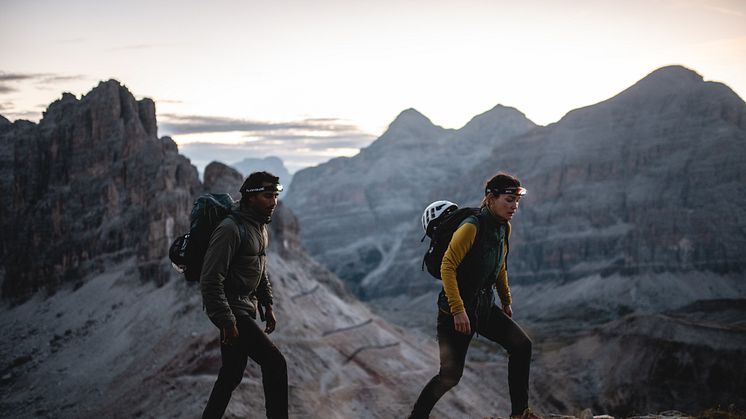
left=421, top=207, right=482, bottom=279
left=169, top=193, right=247, bottom=282
left=422, top=207, right=511, bottom=280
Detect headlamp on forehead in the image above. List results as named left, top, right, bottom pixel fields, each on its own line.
left=485, top=186, right=527, bottom=196
left=243, top=183, right=284, bottom=194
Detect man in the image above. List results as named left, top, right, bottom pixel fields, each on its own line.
left=200, top=171, right=288, bottom=419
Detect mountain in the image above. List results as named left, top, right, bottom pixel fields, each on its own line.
left=284, top=105, right=537, bottom=298
left=285, top=65, right=746, bottom=302
left=466, top=65, right=746, bottom=305
left=283, top=65, right=746, bottom=413
left=203, top=160, right=245, bottom=200
left=231, top=156, right=292, bottom=197
left=0, top=81, right=201, bottom=300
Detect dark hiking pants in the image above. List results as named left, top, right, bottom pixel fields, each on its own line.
left=202, top=316, right=288, bottom=419
left=410, top=305, right=532, bottom=418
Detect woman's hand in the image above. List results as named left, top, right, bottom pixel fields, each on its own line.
left=503, top=304, right=513, bottom=318
left=453, top=311, right=472, bottom=335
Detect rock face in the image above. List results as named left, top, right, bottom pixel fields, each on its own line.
left=533, top=299, right=746, bottom=416
left=284, top=106, right=537, bottom=297
left=0, top=80, right=201, bottom=300
left=203, top=161, right=245, bottom=200
left=469, top=65, right=746, bottom=285
left=285, top=66, right=746, bottom=299
left=283, top=65, right=746, bottom=414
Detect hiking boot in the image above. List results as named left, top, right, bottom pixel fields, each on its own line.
left=511, top=408, right=544, bottom=419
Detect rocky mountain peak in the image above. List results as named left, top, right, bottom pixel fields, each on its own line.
left=42, top=79, right=158, bottom=140
left=616, top=65, right=705, bottom=100
left=0, top=80, right=200, bottom=300
left=203, top=161, right=244, bottom=200
left=459, top=104, right=537, bottom=136
left=392, top=107, right=430, bottom=124
left=0, top=115, right=10, bottom=126
left=559, top=65, right=745, bottom=128
left=639, top=65, right=703, bottom=86
left=377, top=107, right=440, bottom=140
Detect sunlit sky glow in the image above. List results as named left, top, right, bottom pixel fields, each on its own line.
left=2, top=0, right=745, bottom=173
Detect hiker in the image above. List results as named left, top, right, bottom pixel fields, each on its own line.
left=200, top=171, right=288, bottom=419
left=409, top=173, right=540, bottom=419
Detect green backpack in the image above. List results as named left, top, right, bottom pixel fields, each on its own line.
left=169, top=193, right=247, bottom=282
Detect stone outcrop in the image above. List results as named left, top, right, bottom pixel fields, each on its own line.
left=0, top=80, right=201, bottom=300
left=533, top=299, right=746, bottom=416
left=203, top=161, right=244, bottom=200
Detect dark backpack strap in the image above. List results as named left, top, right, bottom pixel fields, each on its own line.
left=504, top=224, right=510, bottom=273
left=226, top=213, right=248, bottom=259
left=471, top=209, right=484, bottom=250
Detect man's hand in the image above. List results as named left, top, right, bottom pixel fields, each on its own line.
left=264, top=305, right=277, bottom=334
left=503, top=304, right=513, bottom=318
left=453, top=311, right=471, bottom=335
left=222, top=321, right=239, bottom=346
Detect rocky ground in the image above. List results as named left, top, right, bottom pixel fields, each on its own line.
left=0, top=250, right=516, bottom=419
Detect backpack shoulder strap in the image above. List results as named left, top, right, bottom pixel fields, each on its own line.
left=226, top=213, right=248, bottom=257
left=470, top=208, right=484, bottom=240
left=504, top=221, right=511, bottom=270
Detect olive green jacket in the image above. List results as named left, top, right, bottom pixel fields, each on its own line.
left=200, top=204, right=274, bottom=328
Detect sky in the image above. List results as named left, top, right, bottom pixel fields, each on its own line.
left=2, top=0, right=745, bottom=173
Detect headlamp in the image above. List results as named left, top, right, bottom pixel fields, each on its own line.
left=243, top=183, right=284, bottom=194
left=485, top=186, right=527, bottom=196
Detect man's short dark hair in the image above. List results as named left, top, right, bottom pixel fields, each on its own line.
left=240, top=171, right=280, bottom=203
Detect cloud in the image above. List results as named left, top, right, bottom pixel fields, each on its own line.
left=177, top=141, right=364, bottom=174
left=37, top=74, right=88, bottom=84
left=159, top=114, right=366, bottom=136
left=165, top=114, right=377, bottom=173
left=160, top=115, right=309, bottom=135
left=0, top=71, right=89, bottom=88
left=0, top=85, right=17, bottom=94
left=241, top=132, right=376, bottom=149
left=0, top=73, right=37, bottom=82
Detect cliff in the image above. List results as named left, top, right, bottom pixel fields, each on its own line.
left=0, top=81, right=201, bottom=300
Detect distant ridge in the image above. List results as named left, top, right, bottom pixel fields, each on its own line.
left=285, top=64, right=746, bottom=299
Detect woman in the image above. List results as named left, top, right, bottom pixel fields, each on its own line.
left=409, top=173, right=540, bottom=419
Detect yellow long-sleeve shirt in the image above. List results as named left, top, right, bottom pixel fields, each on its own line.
left=440, top=220, right=512, bottom=314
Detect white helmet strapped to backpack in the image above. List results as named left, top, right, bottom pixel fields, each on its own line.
left=422, top=200, right=458, bottom=234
